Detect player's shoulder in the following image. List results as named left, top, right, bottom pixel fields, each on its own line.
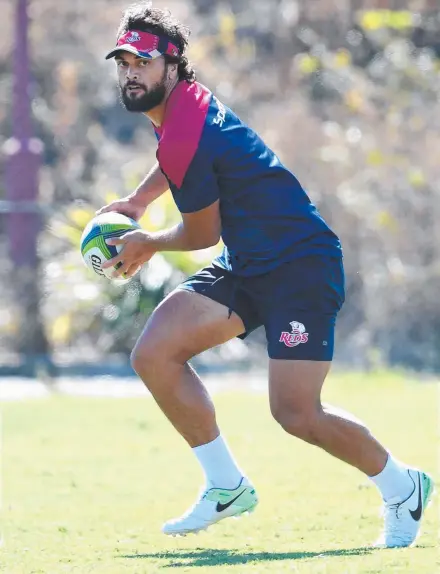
left=156, top=81, right=245, bottom=187
left=164, top=81, right=212, bottom=132
left=163, top=81, right=237, bottom=136
left=172, top=81, right=224, bottom=115
left=156, top=81, right=213, bottom=187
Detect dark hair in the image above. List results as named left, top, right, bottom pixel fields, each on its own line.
left=117, top=2, right=196, bottom=83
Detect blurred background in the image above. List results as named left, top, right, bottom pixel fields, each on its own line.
left=1, top=0, right=439, bottom=379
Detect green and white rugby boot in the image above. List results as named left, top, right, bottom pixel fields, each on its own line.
left=162, top=477, right=258, bottom=536
left=374, top=469, right=435, bottom=548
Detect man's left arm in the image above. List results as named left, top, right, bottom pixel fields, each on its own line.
left=148, top=200, right=221, bottom=251
left=149, top=142, right=222, bottom=251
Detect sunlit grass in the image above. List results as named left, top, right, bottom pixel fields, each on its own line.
left=1, top=372, right=438, bottom=573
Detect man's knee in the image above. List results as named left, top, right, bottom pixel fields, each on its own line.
left=130, top=332, right=178, bottom=377
left=131, top=337, right=159, bottom=376
left=271, top=403, right=323, bottom=445
left=130, top=330, right=192, bottom=380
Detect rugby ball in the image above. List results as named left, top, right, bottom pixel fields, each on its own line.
left=80, top=212, right=141, bottom=280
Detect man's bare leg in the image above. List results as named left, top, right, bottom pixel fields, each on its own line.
left=131, top=289, right=258, bottom=535
left=269, top=359, right=434, bottom=547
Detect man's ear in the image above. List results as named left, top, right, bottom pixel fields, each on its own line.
left=168, top=64, right=177, bottom=80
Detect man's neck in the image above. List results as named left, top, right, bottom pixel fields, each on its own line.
left=144, top=78, right=180, bottom=128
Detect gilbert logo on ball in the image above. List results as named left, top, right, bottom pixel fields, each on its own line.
left=80, top=212, right=140, bottom=280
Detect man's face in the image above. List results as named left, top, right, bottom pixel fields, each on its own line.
left=116, top=52, right=168, bottom=112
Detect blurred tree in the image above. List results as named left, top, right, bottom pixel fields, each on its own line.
left=0, top=0, right=439, bottom=372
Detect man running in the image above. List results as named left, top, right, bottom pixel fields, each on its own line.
left=98, top=2, right=433, bottom=547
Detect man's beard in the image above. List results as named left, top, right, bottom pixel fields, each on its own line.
left=119, top=76, right=167, bottom=112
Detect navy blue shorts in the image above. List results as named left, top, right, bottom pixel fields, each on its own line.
left=178, top=256, right=345, bottom=361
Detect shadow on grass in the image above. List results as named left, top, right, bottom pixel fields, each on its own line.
left=120, top=547, right=374, bottom=567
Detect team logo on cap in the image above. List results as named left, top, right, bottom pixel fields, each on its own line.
left=126, top=31, right=141, bottom=43
left=279, top=321, right=309, bottom=347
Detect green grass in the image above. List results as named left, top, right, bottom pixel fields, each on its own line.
left=1, top=371, right=439, bottom=573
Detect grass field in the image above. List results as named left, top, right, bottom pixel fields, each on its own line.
left=1, top=371, right=439, bottom=573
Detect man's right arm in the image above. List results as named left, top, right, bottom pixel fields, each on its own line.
left=96, top=162, right=169, bottom=220
left=128, top=162, right=169, bottom=206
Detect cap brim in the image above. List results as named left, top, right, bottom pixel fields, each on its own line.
left=105, top=44, right=152, bottom=60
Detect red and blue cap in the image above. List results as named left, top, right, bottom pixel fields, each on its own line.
left=105, top=30, right=180, bottom=60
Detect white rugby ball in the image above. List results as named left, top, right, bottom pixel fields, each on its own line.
left=80, top=212, right=141, bottom=280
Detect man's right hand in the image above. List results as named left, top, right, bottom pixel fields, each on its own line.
left=95, top=197, right=147, bottom=221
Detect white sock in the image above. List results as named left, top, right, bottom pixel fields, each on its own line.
left=369, top=454, right=414, bottom=502
left=192, top=434, right=244, bottom=489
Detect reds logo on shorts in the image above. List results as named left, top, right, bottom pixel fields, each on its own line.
left=279, top=321, right=309, bottom=348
